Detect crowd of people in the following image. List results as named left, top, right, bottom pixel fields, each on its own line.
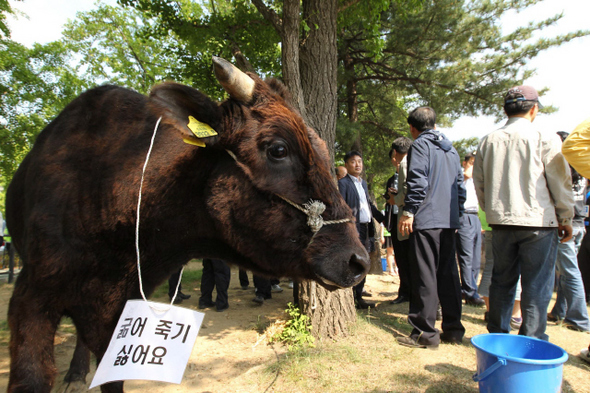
left=167, top=84, right=590, bottom=362
left=381, top=85, right=589, bottom=361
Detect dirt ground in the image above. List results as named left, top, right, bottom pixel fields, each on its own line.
left=1, top=266, right=589, bottom=392
left=0, top=266, right=297, bottom=392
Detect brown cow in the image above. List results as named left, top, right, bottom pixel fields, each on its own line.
left=5, top=57, right=369, bottom=392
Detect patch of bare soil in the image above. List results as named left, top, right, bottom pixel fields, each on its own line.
left=0, top=267, right=295, bottom=392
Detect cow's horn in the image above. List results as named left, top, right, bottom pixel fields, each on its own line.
left=212, top=56, right=255, bottom=102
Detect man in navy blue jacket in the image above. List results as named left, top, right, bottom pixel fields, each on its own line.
left=339, top=151, right=385, bottom=309
left=397, top=107, right=466, bottom=349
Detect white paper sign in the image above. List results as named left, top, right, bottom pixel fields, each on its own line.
left=90, top=300, right=204, bottom=389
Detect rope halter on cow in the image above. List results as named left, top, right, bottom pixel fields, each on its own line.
left=224, top=149, right=350, bottom=238
left=277, top=195, right=350, bottom=234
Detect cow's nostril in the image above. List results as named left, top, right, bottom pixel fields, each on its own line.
left=349, top=252, right=370, bottom=276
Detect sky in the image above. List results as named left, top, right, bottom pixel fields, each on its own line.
left=6, top=0, right=590, bottom=141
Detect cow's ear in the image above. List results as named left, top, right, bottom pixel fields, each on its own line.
left=148, top=82, right=223, bottom=147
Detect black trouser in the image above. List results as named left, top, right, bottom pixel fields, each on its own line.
left=391, top=213, right=411, bottom=299
left=408, top=228, right=465, bottom=345
left=239, top=269, right=249, bottom=287
left=353, top=222, right=371, bottom=300
left=168, top=267, right=183, bottom=298
left=253, top=275, right=272, bottom=299
left=240, top=269, right=278, bottom=297
left=199, top=259, right=231, bottom=310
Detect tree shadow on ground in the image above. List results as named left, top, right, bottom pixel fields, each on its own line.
left=423, top=363, right=479, bottom=393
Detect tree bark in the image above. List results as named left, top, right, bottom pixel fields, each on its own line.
left=298, top=281, right=356, bottom=340
left=299, top=0, right=338, bottom=161
left=280, top=0, right=308, bottom=122
left=297, top=0, right=356, bottom=339
left=255, top=0, right=356, bottom=340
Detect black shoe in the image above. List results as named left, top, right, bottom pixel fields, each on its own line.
left=465, top=297, right=485, bottom=307
left=564, top=323, right=590, bottom=332
left=178, top=292, right=191, bottom=300
left=171, top=297, right=183, bottom=305
left=390, top=295, right=409, bottom=305
left=547, top=313, right=561, bottom=323
left=216, top=304, right=229, bottom=312
left=440, top=333, right=463, bottom=345
left=355, top=299, right=376, bottom=309
left=241, top=285, right=249, bottom=290
left=252, top=295, right=265, bottom=304
left=361, top=290, right=373, bottom=297
left=198, top=300, right=215, bottom=309
left=436, top=305, right=442, bottom=321
left=397, top=336, right=438, bottom=350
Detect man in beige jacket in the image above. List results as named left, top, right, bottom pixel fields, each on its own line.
left=473, top=85, right=573, bottom=341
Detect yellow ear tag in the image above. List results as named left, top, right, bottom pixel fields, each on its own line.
left=182, top=137, right=206, bottom=147
left=187, top=116, right=218, bottom=138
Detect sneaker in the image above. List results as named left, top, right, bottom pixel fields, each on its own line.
left=288, top=281, right=294, bottom=289
left=252, top=295, right=265, bottom=304
left=510, top=317, right=522, bottom=330
left=271, top=284, right=283, bottom=293
left=580, top=348, right=590, bottom=364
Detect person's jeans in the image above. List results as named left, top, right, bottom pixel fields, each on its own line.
left=488, top=228, right=558, bottom=341
left=455, top=213, right=482, bottom=299
left=550, top=227, right=590, bottom=331
left=479, top=232, right=522, bottom=300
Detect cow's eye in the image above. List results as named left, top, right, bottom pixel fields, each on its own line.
left=267, top=143, right=288, bottom=161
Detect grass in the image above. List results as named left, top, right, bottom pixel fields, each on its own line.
left=256, top=317, right=471, bottom=392
left=0, top=320, right=9, bottom=345
left=147, top=261, right=203, bottom=300
left=1, top=269, right=589, bottom=392
left=241, top=279, right=590, bottom=393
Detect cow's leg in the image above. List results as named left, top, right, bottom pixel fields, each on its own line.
left=69, top=299, right=128, bottom=393
left=8, top=281, right=63, bottom=393
left=62, top=332, right=123, bottom=392
left=64, top=335, right=91, bottom=383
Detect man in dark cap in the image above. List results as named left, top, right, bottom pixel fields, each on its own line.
left=473, top=85, right=574, bottom=341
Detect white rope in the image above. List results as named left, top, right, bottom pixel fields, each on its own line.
left=135, top=117, right=183, bottom=310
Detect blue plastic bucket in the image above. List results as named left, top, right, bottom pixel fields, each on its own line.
left=381, top=257, right=387, bottom=272
left=471, top=334, right=568, bottom=393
